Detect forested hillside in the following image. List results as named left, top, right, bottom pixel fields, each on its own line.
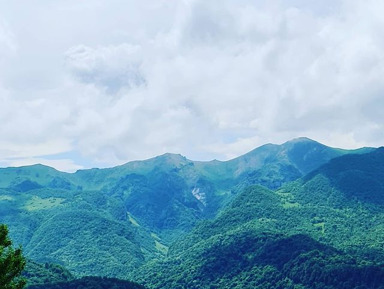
left=26, top=276, right=146, bottom=289
left=23, top=261, right=74, bottom=286
left=133, top=148, right=384, bottom=289
left=0, top=139, right=382, bottom=289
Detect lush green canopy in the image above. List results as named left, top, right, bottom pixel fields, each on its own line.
left=0, top=224, right=26, bottom=289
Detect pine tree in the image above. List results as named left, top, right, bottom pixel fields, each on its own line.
left=0, top=224, right=26, bottom=289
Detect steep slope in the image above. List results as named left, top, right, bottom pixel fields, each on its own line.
left=0, top=138, right=376, bottom=278
left=101, top=137, right=372, bottom=238
left=303, top=147, right=384, bottom=204
left=133, top=148, right=384, bottom=289
left=0, top=185, right=162, bottom=279
left=217, top=137, right=373, bottom=190
left=288, top=147, right=384, bottom=259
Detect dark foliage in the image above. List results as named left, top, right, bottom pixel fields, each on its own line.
left=304, top=147, right=384, bottom=204
left=0, top=224, right=26, bottom=289
left=27, top=276, right=146, bottom=289
left=23, top=261, right=74, bottom=286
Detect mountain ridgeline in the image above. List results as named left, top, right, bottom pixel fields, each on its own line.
left=0, top=138, right=383, bottom=289
left=135, top=148, right=384, bottom=288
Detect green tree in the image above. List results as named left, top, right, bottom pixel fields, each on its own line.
left=0, top=224, right=26, bottom=289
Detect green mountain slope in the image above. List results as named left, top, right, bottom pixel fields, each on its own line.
left=222, top=137, right=373, bottom=190
left=0, top=138, right=376, bottom=279
left=288, top=147, right=384, bottom=259
left=303, top=147, right=384, bottom=204
left=133, top=148, right=384, bottom=289
left=0, top=185, right=162, bottom=278
left=70, top=137, right=373, bottom=236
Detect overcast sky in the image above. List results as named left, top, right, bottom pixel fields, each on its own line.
left=0, top=0, right=383, bottom=172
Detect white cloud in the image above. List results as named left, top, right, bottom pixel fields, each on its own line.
left=0, top=0, right=383, bottom=171
left=65, top=44, right=146, bottom=93
left=0, top=20, right=17, bottom=56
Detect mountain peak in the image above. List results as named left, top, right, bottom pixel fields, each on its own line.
left=283, top=137, right=318, bottom=145
left=155, top=153, right=189, bottom=163
left=0, top=163, right=62, bottom=176
left=157, top=152, right=186, bottom=159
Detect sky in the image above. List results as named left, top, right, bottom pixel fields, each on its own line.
left=0, top=0, right=383, bottom=172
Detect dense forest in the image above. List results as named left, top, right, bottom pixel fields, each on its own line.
left=26, top=277, right=146, bottom=289
left=1, top=139, right=384, bottom=288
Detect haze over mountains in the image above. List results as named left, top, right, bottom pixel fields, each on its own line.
left=1, top=137, right=383, bottom=289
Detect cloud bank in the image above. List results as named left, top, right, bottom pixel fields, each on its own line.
left=0, top=0, right=383, bottom=171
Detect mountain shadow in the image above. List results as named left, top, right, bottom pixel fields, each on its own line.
left=304, top=147, right=384, bottom=205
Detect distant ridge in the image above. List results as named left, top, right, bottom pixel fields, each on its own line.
left=0, top=137, right=376, bottom=173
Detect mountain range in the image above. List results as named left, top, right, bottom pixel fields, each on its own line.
left=1, top=137, right=383, bottom=289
